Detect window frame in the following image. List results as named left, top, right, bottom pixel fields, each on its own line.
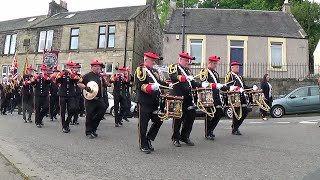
left=98, top=26, right=107, bottom=49
left=227, top=36, right=248, bottom=77
left=2, top=65, right=12, bottom=78
left=189, top=39, right=203, bottom=65
left=69, top=28, right=80, bottom=50
left=4, top=34, right=17, bottom=55
left=268, top=37, right=287, bottom=71
left=38, top=30, right=54, bottom=52
left=102, top=63, right=113, bottom=75
left=186, top=35, right=206, bottom=67
left=107, top=25, right=116, bottom=48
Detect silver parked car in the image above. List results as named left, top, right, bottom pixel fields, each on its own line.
left=106, top=92, right=137, bottom=117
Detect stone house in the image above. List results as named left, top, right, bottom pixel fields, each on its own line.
left=314, top=40, right=320, bottom=74
left=163, top=0, right=309, bottom=79
left=0, top=0, right=162, bottom=78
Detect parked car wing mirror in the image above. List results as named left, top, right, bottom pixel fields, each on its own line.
left=289, top=95, right=296, bottom=99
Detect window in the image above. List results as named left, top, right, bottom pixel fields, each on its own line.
left=70, top=28, right=79, bottom=50
left=230, top=40, right=245, bottom=75
left=103, top=63, right=113, bottom=75
left=310, top=87, right=319, bottom=96
left=107, top=25, right=115, bottom=48
left=271, top=42, right=283, bottom=67
left=98, top=26, right=106, bottom=48
left=36, top=64, right=42, bottom=72
left=4, top=34, right=17, bottom=54
left=190, top=40, right=202, bottom=64
left=2, top=65, right=12, bottom=78
left=292, top=88, right=308, bottom=98
left=38, top=30, right=54, bottom=52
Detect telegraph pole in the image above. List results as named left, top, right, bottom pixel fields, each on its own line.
left=181, top=0, right=186, bottom=53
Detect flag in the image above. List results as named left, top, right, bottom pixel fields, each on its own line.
left=11, top=52, right=18, bottom=79
left=23, top=50, right=29, bottom=75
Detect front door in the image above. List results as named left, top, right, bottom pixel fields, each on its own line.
left=230, top=40, right=244, bottom=75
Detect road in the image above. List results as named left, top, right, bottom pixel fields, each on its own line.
left=0, top=114, right=319, bottom=180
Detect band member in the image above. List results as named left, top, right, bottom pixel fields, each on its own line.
left=21, top=66, right=35, bottom=122
left=49, top=67, right=60, bottom=121
left=169, top=53, right=218, bottom=146
left=135, top=52, right=170, bottom=154
left=0, top=77, right=9, bottom=115
left=11, top=75, right=22, bottom=115
left=78, top=60, right=108, bottom=139
left=56, top=61, right=80, bottom=133
left=110, top=66, right=130, bottom=127
left=101, top=73, right=110, bottom=111
left=71, top=63, right=82, bottom=125
left=31, top=65, right=52, bottom=128
left=225, top=61, right=258, bottom=135
left=199, top=56, right=226, bottom=140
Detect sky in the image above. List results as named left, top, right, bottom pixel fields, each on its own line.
left=0, top=0, right=319, bottom=21
left=0, top=0, right=147, bottom=21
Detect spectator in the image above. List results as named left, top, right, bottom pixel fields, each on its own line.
left=260, top=74, right=273, bottom=120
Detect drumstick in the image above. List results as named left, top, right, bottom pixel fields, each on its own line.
left=171, top=73, right=201, bottom=86
left=159, top=85, right=172, bottom=89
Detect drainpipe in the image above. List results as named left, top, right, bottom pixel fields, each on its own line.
left=124, top=20, right=129, bottom=67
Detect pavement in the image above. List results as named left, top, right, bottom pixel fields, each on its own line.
left=0, top=113, right=320, bottom=180
left=0, top=152, right=24, bottom=180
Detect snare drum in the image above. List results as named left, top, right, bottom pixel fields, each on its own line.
left=159, top=94, right=184, bottom=119
left=221, top=91, right=242, bottom=107
left=246, top=90, right=264, bottom=106
left=192, top=87, right=214, bottom=107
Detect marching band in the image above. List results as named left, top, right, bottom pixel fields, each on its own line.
left=1, top=51, right=271, bottom=154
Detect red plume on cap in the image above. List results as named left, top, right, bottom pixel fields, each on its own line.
left=144, top=52, right=162, bottom=60
left=40, top=65, right=50, bottom=71
left=179, top=52, right=195, bottom=60
left=27, top=65, right=35, bottom=70
left=65, top=61, right=76, bottom=66
left=53, top=67, right=60, bottom=72
left=230, top=61, right=243, bottom=66
left=208, top=56, right=220, bottom=61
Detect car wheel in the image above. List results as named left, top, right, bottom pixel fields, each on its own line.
left=271, top=105, right=284, bottom=118
left=110, top=107, right=115, bottom=117
left=225, top=107, right=233, bottom=119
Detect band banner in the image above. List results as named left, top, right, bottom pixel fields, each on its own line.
left=43, top=49, right=59, bottom=71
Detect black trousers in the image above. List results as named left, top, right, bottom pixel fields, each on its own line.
left=73, top=95, right=80, bottom=122
left=50, top=95, right=59, bottom=119
left=260, top=99, right=272, bottom=118
left=11, top=94, right=22, bottom=114
left=138, top=104, right=163, bottom=149
left=205, top=107, right=223, bottom=136
left=59, top=96, right=76, bottom=129
left=22, top=94, right=33, bottom=120
left=1, top=96, right=9, bottom=114
left=79, top=96, right=85, bottom=116
left=232, top=107, right=248, bottom=131
left=114, top=94, right=127, bottom=124
left=85, top=98, right=107, bottom=135
left=35, top=96, right=49, bottom=125
left=172, top=105, right=196, bottom=141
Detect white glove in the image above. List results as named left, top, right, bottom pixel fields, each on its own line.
left=168, top=83, right=174, bottom=89
left=151, top=83, right=160, bottom=91
left=229, top=86, right=237, bottom=91
left=6, top=82, right=10, bottom=85
left=253, top=85, right=258, bottom=91
left=201, top=82, right=209, bottom=88
left=186, top=76, right=194, bottom=81
left=216, top=83, right=224, bottom=90
left=239, top=88, right=245, bottom=93
left=27, top=81, right=31, bottom=84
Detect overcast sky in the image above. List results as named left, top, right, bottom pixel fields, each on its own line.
left=0, top=0, right=319, bottom=21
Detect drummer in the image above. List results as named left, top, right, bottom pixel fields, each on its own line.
left=168, top=53, right=219, bottom=147
left=134, top=52, right=170, bottom=154
left=199, top=56, right=227, bottom=140
left=225, top=61, right=258, bottom=135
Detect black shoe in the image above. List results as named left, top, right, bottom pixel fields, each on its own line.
left=36, top=124, right=42, bottom=128
left=24, top=120, right=27, bottom=123
left=40, top=122, right=44, bottom=126
left=50, top=118, right=53, bottom=121
left=115, top=123, right=119, bottom=127
left=119, top=121, right=123, bottom=126
left=2, top=112, right=7, bottom=115
left=86, top=134, right=95, bottom=139
left=70, top=122, right=75, bottom=125
left=62, top=128, right=69, bottom=133
left=92, top=132, right=98, bottom=138
left=74, top=121, right=79, bottom=125
left=123, top=118, right=130, bottom=122
left=140, top=148, right=151, bottom=154
left=173, top=140, right=181, bottom=147
left=53, top=116, right=57, bottom=120
left=232, top=130, right=242, bottom=135
left=205, top=135, right=215, bottom=141
left=147, top=139, right=154, bottom=151
left=18, top=113, right=22, bottom=115
left=180, top=138, right=195, bottom=146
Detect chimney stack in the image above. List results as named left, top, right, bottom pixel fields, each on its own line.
left=48, top=0, right=68, bottom=17
left=282, top=0, right=291, bottom=13
left=170, top=0, right=177, bottom=11
left=146, top=0, right=157, bottom=10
